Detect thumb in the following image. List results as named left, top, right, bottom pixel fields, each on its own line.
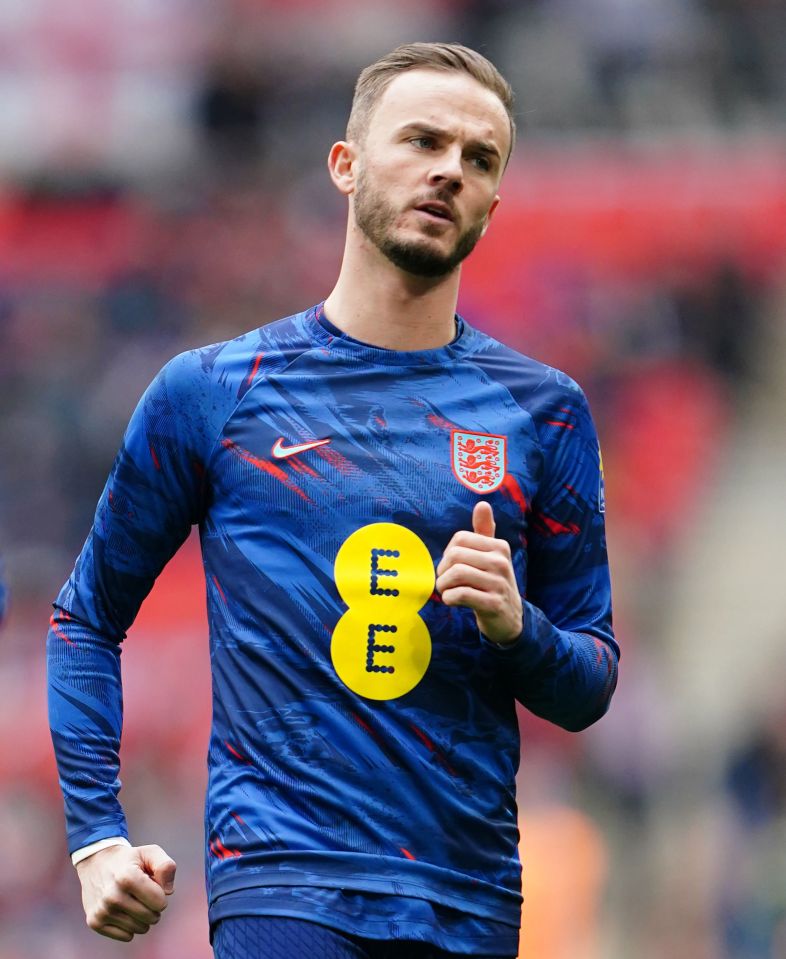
left=472, top=500, right=495, bottom=538
left=139, top=844, right=177, bottom=895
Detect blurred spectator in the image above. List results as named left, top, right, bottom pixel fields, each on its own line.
left=670, top=260, right=763, bottom=391
left=720, top=694, right=786, bottom=957
left=706, top=0, right=786, bottom=123
left=518, top=804, right=608, bottom=959
left=196, top=50, right=270, bottom=172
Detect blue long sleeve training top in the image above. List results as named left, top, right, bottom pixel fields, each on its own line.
left=48, top=305, right=618, bottom=955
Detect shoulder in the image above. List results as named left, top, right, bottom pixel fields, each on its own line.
left=157, top=310, right=312, bottom=402
left=465, top=324, right=589, bottom=416
left=141, top=311, right=317, bottom=447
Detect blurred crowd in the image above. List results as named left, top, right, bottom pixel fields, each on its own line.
left=2, top=0, right=786, bottom=176
left=1, top=2, right=786, bottom=958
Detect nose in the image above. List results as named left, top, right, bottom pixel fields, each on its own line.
left=427, top=146, right=464, bottom=193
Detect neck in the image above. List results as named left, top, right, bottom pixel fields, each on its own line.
left=323, top=224, right=461, bottom=351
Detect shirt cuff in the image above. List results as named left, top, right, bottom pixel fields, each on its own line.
left=71, top=836, right=131, bottom=867
left=481, top=630, right=523, bottom=651
left=480, top=603, right=556, bottom=671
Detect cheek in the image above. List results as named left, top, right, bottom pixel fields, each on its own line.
left=472, top=189, right=499, bottom=222
left=372, top=150, right=425, bottom=186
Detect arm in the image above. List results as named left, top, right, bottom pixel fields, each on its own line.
left=47, top=351, right=213, bottom=937
left=481, top=601, right=617, bottom=732
left=437, top=388, right=617, bottom=732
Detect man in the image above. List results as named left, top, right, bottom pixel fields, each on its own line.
left=48, top=42, right=618, bottom=959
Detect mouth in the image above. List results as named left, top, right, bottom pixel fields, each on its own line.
left=413, top=201, right=455, bottom=223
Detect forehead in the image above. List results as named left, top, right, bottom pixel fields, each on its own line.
left=370, top=68, right=511, bottom=155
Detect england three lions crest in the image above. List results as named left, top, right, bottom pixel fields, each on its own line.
left=451, top=430, right=507, bottom=493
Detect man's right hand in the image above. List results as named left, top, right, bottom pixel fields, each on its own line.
left=75, top=844, right=176, bottom=942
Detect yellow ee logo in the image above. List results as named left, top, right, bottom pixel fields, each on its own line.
left=332, top=523, right=434, bottom=700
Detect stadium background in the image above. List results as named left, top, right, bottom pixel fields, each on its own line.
left=1, top=1, right=785, bottom=956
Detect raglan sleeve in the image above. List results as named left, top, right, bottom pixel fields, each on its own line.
left=46, top=350, right=214, bottom=854
left=487, top=381, right=619, bottom=731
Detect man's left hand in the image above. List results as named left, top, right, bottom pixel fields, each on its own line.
left=436, top=502, right=523, bottom=646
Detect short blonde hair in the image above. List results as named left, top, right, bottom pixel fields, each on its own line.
left=347, top=42, right=516, bottom=159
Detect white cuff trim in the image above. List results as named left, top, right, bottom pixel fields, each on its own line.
left=71, top=836, right=131, bottom=866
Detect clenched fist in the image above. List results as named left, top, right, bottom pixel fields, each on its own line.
left=436, top=501, right=523, bottom=646
left=76, top=843, right=176, bottom=942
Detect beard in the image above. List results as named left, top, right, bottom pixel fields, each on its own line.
left=353, top=169, right=486, bottom=278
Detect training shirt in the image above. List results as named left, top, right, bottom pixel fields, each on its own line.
left=47, top=304, right=618, bottom=955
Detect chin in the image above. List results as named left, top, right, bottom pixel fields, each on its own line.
left=382, top=239, right=459, bottom=278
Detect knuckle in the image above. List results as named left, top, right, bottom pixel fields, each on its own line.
left=117, top=870, right=138, bottom=893
left=492, top=574, right=508, bottom=594
left=94, top=904, right=112, bottom=923
left=115, top=875, right=132, bottom=894
left=106, top=887, right=125, bottom=906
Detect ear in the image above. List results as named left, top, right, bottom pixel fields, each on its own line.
left=327, top=140, right=357, bottom=196
left=480, top=194, right=501, bottom=237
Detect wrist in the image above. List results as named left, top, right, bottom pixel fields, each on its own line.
left=481, top=628, right=523, bottom=650
left=481, top=608, right=524, bottom=648
left=72, top=837, right=131, bottom=867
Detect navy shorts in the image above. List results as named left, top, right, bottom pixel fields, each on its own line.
left=212, top=916, right=515, bottom=959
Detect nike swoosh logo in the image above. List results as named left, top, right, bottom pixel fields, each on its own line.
left=272, top=437, right=331, bottom=459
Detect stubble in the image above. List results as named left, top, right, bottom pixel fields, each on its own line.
left=353, top=168, right=486, bottom=278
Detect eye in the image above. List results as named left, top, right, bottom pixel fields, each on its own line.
left=470, top=154, right=492, bottom=172
left=410, top=136, right=434, bottom=150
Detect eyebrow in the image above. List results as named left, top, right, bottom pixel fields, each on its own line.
left=398, top=123, right=502, bottom=162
